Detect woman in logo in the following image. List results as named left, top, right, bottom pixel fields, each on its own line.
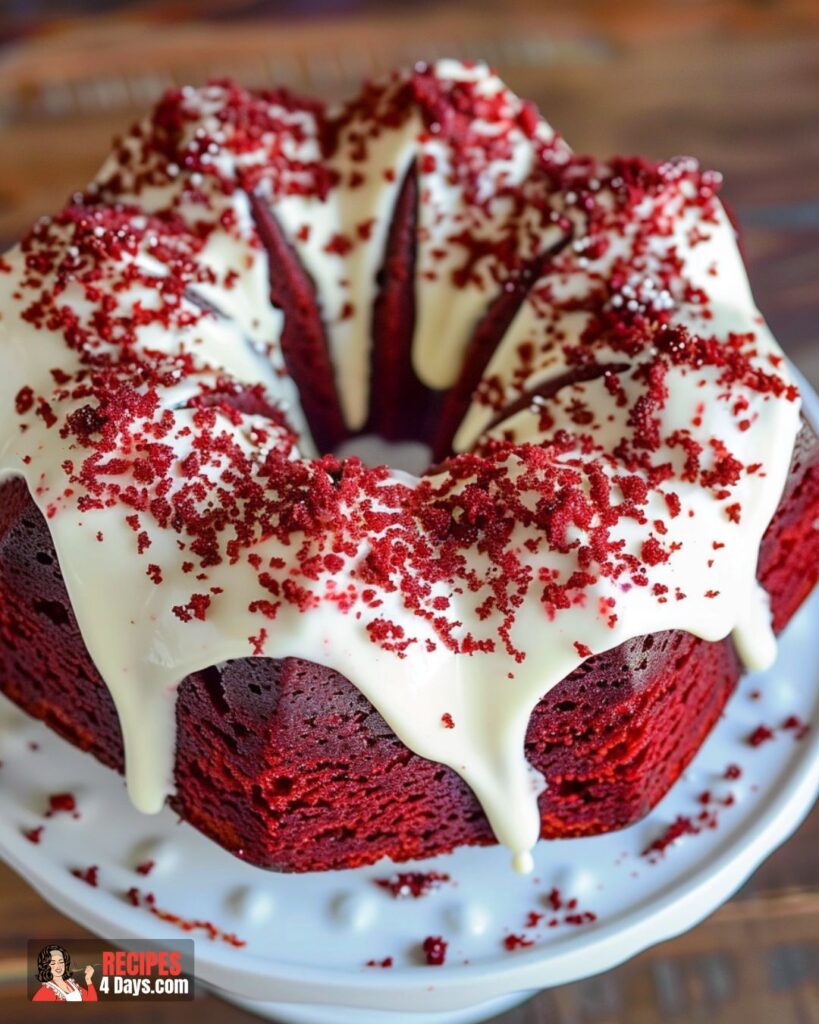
left=32, top=945, right=97, bottom=1002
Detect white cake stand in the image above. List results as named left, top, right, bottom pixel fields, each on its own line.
left=0, top=374, right=816, bottom=1024
left=1, top=585, right=817, bottom=1024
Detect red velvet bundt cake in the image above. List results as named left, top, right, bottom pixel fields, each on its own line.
left=0, top=60, right=816, bottom=872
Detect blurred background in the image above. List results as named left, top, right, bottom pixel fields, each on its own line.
left=0, top=2, right=817, bottom=1022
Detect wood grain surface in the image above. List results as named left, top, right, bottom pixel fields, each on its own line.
left=0, top=3, right=817, bottom=1022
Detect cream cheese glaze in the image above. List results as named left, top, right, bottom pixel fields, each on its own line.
left=0, top=60, right=802, bottom=870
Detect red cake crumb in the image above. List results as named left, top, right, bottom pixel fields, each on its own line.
left=374, top=871, right=450, bottom=899
left=524, top=911, right=544, bottom=928
left=642, top=769, right=745, bottom=863
left=71, top=864, right=99, bottom=887
left=564, top=912, right=597, bottom=926
left=421, top=935, right=448, bottom=966
left=46, top=791, right=78, bottom=817
left=15, top=386, right=34, bottom=415
left=532, top=889, right=598, bottom=929
left=441, top=713, right=455, bottom=729
left=365, top=957, right=393, bottom=968
left=126, top=887, right=245, bottom=947
left=747, top=725, right=775, bottom=747
left=503, top=933, right=534, bottom=951
left=23, top=826, right=44, bottom=844
left=135, top=859, right=156, bottom=876
left=641, top=816, right=699, bottom=858
left=782, top=715, right=810, bottom=740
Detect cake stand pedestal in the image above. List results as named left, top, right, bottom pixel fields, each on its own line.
left=218, top=990, right=531, bottom=1024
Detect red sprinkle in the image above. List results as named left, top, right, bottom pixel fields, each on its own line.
left=782, top=715, right=810, bottom=741
left=71, top=864, right=99, bottom=887
left=421, top=935, right=448, bottom=966
left=375, top=871, right=450, bottom=899
left=565, top=912, right=598, bottom=926
left=46, top=791, right=77, bottom=816
left=127, top=887, right=245, bottom=946
left=642, top=816, right=699, bottom=858
left=15, top=386, right=35, bottom=414
left=747, top=725, right=775, bottom=747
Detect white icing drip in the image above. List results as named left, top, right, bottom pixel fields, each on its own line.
left=733, top=582, right=778, bottom=672
left=0, top=61, right=803, bottom=872
left=512, top=851, right=535, bottom=876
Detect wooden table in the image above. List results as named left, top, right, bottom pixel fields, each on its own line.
left=0, top=3, right=817, bottom=1021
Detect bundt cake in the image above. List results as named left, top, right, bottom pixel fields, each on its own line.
left=0, top=60, right=816, bottom=872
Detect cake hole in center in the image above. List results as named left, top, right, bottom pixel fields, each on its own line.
left=334, top=435, right=432, bottom=476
